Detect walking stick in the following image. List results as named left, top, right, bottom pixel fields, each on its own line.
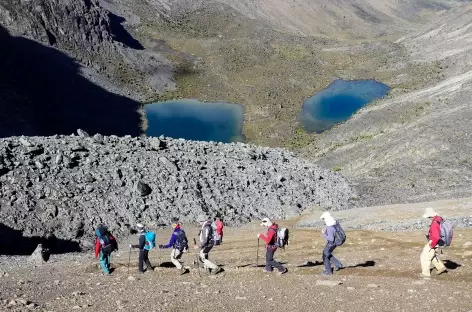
left=256, top=238, right=260, bottom=267
left=193, top=238, right=201, bottom=277
left=156, top=246, right=162, bottom=268
left=127, top=246, right=132, bottom=275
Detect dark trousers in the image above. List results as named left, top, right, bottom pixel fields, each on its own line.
left=139, top=249, right=153, bottom=272
left=265, top=246, right=284, bottom=272
left=322, top=243, right=342, bottom=273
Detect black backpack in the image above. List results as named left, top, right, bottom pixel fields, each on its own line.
left=333, top=222, right=346, bottom=246
left=95, top=226, right=117, bottom=255
left=174, top=230, right=188, bottom=251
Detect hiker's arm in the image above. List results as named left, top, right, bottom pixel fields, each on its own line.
left=201, top=227, right=211, bottom=248
left=110, top=234, right=118, bottom=251
left=325, top=226, right=335, bottom=244
left=162, top=233, right=176, bottom=249
left=259, top=230, right=272, bottom=244
left=429, top=221, right=441, bottom=248
left=132, top=235, right=145, bottom=249
left=94, top=238, right=100, bottom=258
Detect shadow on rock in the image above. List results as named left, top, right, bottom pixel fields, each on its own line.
left=0, top=25, right=141, bottom=137
left=109, top=13, right=144, bottom=50
left=0, top=223, right=81, bottom=255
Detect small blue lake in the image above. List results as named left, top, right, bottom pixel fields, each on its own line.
left=297, top=79, right=390, bottom=133
left=144, top=99, right=245, bottom=143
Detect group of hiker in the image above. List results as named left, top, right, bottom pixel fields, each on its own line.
left=94, top=207, right=453, bottom=278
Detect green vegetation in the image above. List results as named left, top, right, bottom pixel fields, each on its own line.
left=132, top=5, right=445, bottom=148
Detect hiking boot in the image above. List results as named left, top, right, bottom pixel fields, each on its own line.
left=180, top=268, right=190, bottom=275
left=263, top=269, right=272, bottom=273
left=420, top=273, right=431, bottom=278
left=320, top=271, right=332, bottom=276
left=277, top=268, right=288, bottom=276
left=212, top=267, right=222, bottom=275
left=437, top=267, right=447, bottom=275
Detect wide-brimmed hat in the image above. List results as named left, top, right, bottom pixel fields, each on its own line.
left=260, top=217, right=272, bottom=226
left=196, top=214, right=209, bottom=223
left=422, top=207, right=438, bottom=218
left=320, top=212, right=331, bottom=220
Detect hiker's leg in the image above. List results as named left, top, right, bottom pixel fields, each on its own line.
left=143, top=250, right=153, bottom=270
left=265, top=247, right=273, bottom=271
left=171, top=249, right=183, bottom=269
left=99, top=251, right=110, bottom=274
left=200, top=247, right=218, bottom=270
left=420, top=243, right=435, bottom=276
left=323, top=244, right=333, bottom=273
left=106, top=253, right=111, bottom=271
left=431, top=249, right=447, bottom=273
left=328, top=246, right=343, bottom=269
left=269, top=248, right=285, bottom=272
left=138, top=249, right=145, bottom=272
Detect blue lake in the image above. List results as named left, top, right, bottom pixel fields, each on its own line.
left=144, top=99, right=245, bottom=143
left=297, top=79, right=390, bottom=133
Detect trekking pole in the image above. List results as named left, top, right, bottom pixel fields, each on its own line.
left=127, top=246, right=132, bottom=275
left=156, top=247, right=162, bottom=268
left=193, top=238, right=201, bottom=277
left=256, top=238, right=260, bottom=267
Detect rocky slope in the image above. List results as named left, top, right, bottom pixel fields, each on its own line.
left=305, top=3, right=472, bottom=206
left=0, top=132, right=353, bottom=251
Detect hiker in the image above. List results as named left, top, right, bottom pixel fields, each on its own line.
left=420, top=208, right=448, bottom=277
left=94, top=224, right=118, bottom=275
left=194, top=214, right=222, bottom=274
left=159, top=218, right=189, bottom=274
left=320, top=212, right=343, bottom=275
left=212, top=217, right=224, bottom=245
left=258, top=218, right=288, bottom=275
left=130, top=223, right=155, bottom=273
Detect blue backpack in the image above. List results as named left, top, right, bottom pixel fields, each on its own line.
left=144, top=231, right=156, bottom=250
left=174, top=230, right=188, bottom=251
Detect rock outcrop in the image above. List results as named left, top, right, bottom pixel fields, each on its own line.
left=0, top=133, right=354, bottom=247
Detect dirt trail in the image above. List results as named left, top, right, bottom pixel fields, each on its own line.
left=1, top=203, right=472, bottom=311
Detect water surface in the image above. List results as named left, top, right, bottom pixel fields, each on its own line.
left=298, top=79, right=390, bottom=133
left=145, top=99, right=244, bottom=143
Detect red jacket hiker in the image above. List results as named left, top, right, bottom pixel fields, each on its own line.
left=259, top=223, right=278, bottom=247
left=95, top=234, right=117, bottom=258
left=215, top=220, right=224, bottom=235
left=428, top=215, right=443, bottom=248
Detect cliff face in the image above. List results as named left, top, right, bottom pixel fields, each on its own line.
left=0, top=0, right=114, bottom=64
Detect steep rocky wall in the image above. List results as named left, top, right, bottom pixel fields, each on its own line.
left=0, top=0, right=114, bottom=64
left=0, top=0, right=175, bottom=104
left=0, top=133, right=354, bottom=248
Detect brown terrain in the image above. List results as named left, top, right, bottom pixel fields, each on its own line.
left=1, top=198, right=471, bottom=312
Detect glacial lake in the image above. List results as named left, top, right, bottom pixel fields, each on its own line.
left=144, top=99, right=245, bottom=143
left=297, top=79, right=390, bottom=133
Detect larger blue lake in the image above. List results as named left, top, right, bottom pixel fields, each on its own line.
left=297, top=79, right=390, bottom=133
left=144, top=99, right=245, bottom=143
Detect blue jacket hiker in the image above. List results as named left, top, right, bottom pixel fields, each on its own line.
left=159, top=218, right=189, bottom=274
left=94, top=224, right=118, bottom=275
left=320, top=212, right=343, bottom=275
left=130, top=223, right=155, bottom=273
